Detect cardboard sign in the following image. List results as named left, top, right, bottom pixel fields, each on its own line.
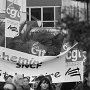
left=5, top=18, right=19, bottom=38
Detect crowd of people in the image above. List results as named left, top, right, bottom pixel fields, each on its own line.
left=0, top=68, right=90, bottom=90
left=0, top=74, right=59, bottom=90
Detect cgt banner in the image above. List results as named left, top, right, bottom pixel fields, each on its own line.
left=5, top=0, right=21, bottom=38
left=0, top=44, right=85, bottom=83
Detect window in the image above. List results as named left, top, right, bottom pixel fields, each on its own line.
left=43, top=7, right=54, bottom=27
left=31, top=8, right=41, bottom=21
left=43, top=8, right=54, bottom=21
left=27, top=6, right=61, bottom=27
left=43, top=22, right=54, bottom=27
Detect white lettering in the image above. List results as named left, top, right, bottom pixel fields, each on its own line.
left=7, top=7, right=20, bottom=19
left=66, top=49, right=82, bottom=62
left=66, top=51, right=71, bottom=60
left=72, top=50, right=77, bottom=61
left=31, top=44, right=46, bottom=56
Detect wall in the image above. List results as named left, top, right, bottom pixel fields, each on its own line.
left=0, top=0, right=6, bottom=13
left=26, top=0, right=62, bottom=7
left=61, top=0, right=87, bottom=21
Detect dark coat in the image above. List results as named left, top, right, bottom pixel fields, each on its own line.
left=74, top=82, right=90, bottom=90
left=0, top=82, right=5, bottom=90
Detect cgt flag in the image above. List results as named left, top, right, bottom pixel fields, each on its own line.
left=6, top=0, right=21, bottom=21
left=5, top=0, right=20, bottom=38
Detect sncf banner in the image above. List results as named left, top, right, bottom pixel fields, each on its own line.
left=0, top=43, right=85, bottom=83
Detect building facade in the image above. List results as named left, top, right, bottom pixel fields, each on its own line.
left=26, top=0, right=62, bottom=27
left=26, top=0, right=88, bottom=27
left=0, top=0, right=89, bottom=25
left=61, top=0, right=87, bottom=21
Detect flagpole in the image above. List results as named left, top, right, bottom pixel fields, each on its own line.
left=5, top=0, right=15, bottom=48
left=5, top=34, right=6, bottom=48
left=5, top=0, right=7, bottom=48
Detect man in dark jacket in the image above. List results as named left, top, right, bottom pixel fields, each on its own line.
left=74, top=68, right=90, bottom=90
left=0, top=82, right=5, bottom=90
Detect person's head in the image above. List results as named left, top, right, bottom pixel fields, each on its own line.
left=34, top=75, right=45, bottom=89
left=4, top=75, right=13, bottom=83
left=84, top=68, right=90, bottom=82
left=3, top=83, right=16, bottom=90
left=23, top=77, right=30, bottom=86
left=45, top=75, right=52, bottom=84
left=12, top=74, right=24, bottom=86
left=36, top=77, right=53, bottom=90
left=34, top=78, right=40, bottom=89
